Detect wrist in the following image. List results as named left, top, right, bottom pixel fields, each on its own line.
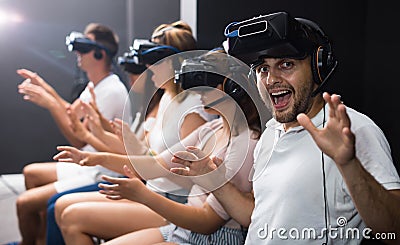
left=139, top=185, right=157, bottom=207
left=82, top=131, right=94, bottom=143
left=193, top=168, right=227, bottom=192
left=336, top=157, right=362, bottom=180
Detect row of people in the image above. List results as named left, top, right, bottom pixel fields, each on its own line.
left=16, top=10, right=400, bottom=245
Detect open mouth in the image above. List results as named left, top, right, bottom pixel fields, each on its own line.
left=270, top=90, right=292, bottom=109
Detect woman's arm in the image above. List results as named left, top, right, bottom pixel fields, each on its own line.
left=53, top=146, right=169, bottom=178
left=179, top=112, right=207, bottom=139
left=100, top=166, right=226, bottom=234
left=66, top=105, right=113, bottom=153
left=171, top=151, right=255, bottom=227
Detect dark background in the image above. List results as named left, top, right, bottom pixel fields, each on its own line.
left=0, top=0, right=398, bottom=174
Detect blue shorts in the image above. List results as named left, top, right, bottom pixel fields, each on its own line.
left=159, top=223, right=247, bottom=245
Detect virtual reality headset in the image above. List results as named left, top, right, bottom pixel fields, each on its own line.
left=117, top=51, right=147, bottom=74
left=65, top=31, right=111, bottom=56
left=224, top=11, right=317, bottom=66
left=175, top=57, right=225, bottom=90
left=131, top=39, right=180, bottom=65
left=175, top=50, right=243, bottom=90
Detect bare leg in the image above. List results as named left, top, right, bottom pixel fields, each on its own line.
left=16, top=183, right=58, bottom=245
left=17, top=162, right=58, bottom=245
left=101, top=228, right=165, bottom=245
left=55, top=192, right=168, bottom=245
left=23, top=162, right=58, bottom=190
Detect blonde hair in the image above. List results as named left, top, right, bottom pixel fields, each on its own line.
left=151, top=20, right=197, bottom=97
left=151, top=20, right=197, bottom=52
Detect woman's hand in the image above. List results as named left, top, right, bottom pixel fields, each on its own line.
left=87, top=82, right=114, bottom=132
left=53, top=146, right=102, bottom=166
left=111, top=118, right=148, bottom=155
left=80, top=100, right=105, bottom=138
left=171, top=146, right=227, bottom=191
left=99, top=165, right=150, bottom=203
left=66, top=105, right=91, bottom=141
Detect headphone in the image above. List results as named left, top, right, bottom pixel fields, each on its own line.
left=295, top=18, right=338, bottom=96
left=131, top=39, right=181, bottom=65
left=202, top=78, right=246, bottom=109
left=94, top=47, right=103, bottom=60
left=223, top=78, right=245, bottom=101
left=66, top=31, right=111, bottom=61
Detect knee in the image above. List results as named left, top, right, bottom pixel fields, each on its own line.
left=58, top=205, right=82, bottom=235
left=23, top=163, right=42, bottom=188
left=16, top=191, right=34, bottom=216
left=54, top=195, right=73, bottom=226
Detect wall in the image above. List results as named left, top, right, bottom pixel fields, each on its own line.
left=0, top=0, right=398, bottom=174
left=0, top=0, right=180, bottom=174
left=197, top=0, right=399, bottom=172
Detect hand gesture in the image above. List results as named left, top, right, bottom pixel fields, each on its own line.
left=17, top=69, right=56, bottom=96
left=87, top=81, right=113, bottom=132
left=111, top=118, right=147, bottom=155
left=53, top=146, right=99, bottom=166
left=171, top=146, right=227, bottom=191
left=18, top=82, right=57, bottom=109
left=87, top=81, right=100, bottom=114
left=80, top=100, right=105, bottom=137
left=297, top=92, right=356, bottom=166
left=171, top=146, right=214, bottom=175
left=66, top=105, right=91, bottom=140
left=99, top=165, right=149, bottom=202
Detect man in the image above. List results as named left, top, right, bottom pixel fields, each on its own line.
left=174, top=11, right=400, bottom=245
left=16, top=23, right=132, bottom=245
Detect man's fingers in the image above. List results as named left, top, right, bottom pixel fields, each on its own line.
left=16, top=69, right=34, bottom=79
left=56, top=145, right=75, bottom=152
left=297, top=113, right=318, bottom=136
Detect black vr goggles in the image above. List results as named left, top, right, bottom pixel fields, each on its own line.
left=175, top=50, right=242, bottom=90
left=131, top=39, right=181, bottom=65
left=175, top=57, right=225, bottom=90
left=117, top=51, right=147, bottom=74
left=224, top=11, right=317, bottom=66
left=65, top=31, right=112, bottom=56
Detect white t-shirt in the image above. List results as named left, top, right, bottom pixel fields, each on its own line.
left=245, top=103, right=400, bottom=245
left=145, top=91, right=213, bottom=194
left=145, top=92, right=212, bottom=154
left=55, top=73, right=132, bottom=192
left=79, top=73, right=132, bottom=129
left=159, top=118, right=258, bottom=229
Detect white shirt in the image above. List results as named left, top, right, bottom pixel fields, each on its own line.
left=145, top=91, right=212, bottom=194
left=159, top=118, right=258, bottom=229
left=79, top=73, right=132, bottom=178
left=79, top=73, right=132, bottom=152
left=246, top=103, right=400, bottom=245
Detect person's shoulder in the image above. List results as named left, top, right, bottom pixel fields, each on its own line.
left=195, top=117, right=222, bottom=131
left=345, top=106, right=378, bottom=129
left=101, top=74, right=129, bottom=92
left=179, top=91, right=201, bottom=104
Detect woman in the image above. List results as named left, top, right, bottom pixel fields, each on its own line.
left=54, top=49, right=265, bottom=244
left=46, top=20, right=209, bottom=245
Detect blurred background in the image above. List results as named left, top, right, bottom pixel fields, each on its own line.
left=0, top=0, right=398, bottom=174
